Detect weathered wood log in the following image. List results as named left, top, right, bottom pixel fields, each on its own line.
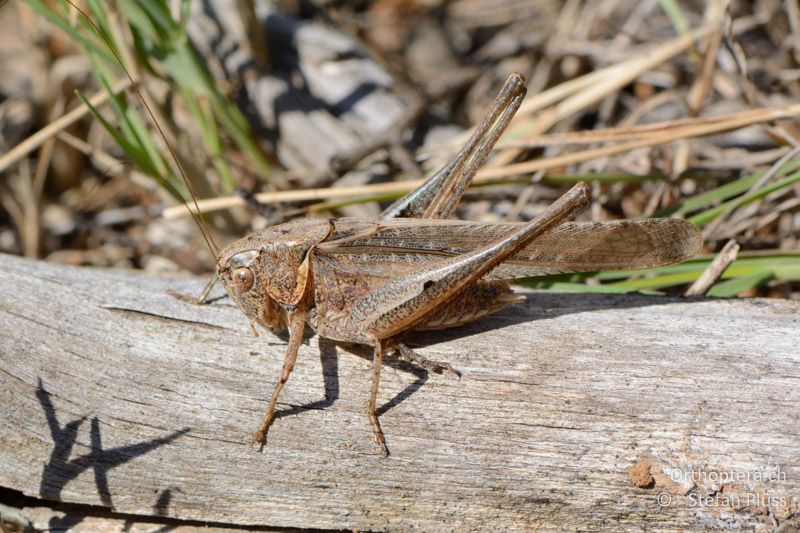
left=1, top=252, right=798, bottom=531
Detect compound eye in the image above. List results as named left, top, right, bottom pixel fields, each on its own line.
left=231, top=267, right=255, bottom=293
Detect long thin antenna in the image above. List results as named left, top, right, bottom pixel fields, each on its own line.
left=63, top=0, right=221, bottom=257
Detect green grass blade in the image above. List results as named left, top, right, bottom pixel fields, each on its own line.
left=658, top=0, right=691, bottom=36
left=27, top=0, right=116, bottom=65
left=658, top=157, right=800, bottom=217
left=689, top=169, right=800, bottom=226
left=707, top=271, right=774, bottom=297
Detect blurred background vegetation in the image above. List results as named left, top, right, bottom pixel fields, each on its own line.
left=1, top=0, right=798, bottom=298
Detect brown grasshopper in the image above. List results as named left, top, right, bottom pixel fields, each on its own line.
left=58, top=3, right=700, bottom=455
left=208, top=74, right=702, bottom=456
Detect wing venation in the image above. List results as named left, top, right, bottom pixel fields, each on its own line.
left=316, top=217, right=702, bottom=279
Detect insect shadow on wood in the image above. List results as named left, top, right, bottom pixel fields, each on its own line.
left=68, top=1, right=702, bottom=457
left=34, top=378, right=189, bottom=528
left=410, top=290, right=702, bottom=347
left=271, top=337, right=428, bottom=425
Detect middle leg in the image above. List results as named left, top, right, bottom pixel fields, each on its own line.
left=367, top=339, right=389, bottom=456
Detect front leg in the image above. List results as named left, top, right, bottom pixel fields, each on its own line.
left=252, top=308, right=307, bottom=451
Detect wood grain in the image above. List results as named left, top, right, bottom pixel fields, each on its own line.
left=1, top=252, right=798, bottom=531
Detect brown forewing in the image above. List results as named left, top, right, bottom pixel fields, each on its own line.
left=314, top=217, right=703, bottom=280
